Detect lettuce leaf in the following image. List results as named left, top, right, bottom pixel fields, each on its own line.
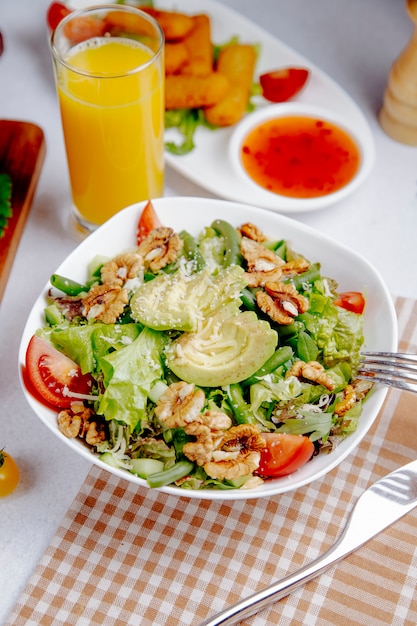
left=49, top=323, right=142, bottom=374
left=276, top=411, right=333, bottom=442
left=98, top=327, right=167, bottom=431
left=301, top=301, right=364, bottom=368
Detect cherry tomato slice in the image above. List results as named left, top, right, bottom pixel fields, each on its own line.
left=47, top=2, right=72, bottom=32
left=47, top=3, right=106, bottom=43
left=255, top=432, right=315, bottom=478
left=24, top=335, right=93, bottom=409
left=136, top=200, right=162, bottom=244
left=333, top=291, right=365, bottom=315
left=0, top=450, right=20, bottom=497
left=260, top=68, right=309, bottom=103
left=62, top=15, right=107, bottom=44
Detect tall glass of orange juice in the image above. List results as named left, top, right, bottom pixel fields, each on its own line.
left=50, top=5, right=164, bottom=236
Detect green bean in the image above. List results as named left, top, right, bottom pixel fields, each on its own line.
left=288, top=263, right=321, bottom=290
left=227, top=384, right=257, bottom=424
left=277, top=321, right=304, bottom=339
left=164, top=367, right=181, bottom=386
left=211, top=219, right=242, bottom=267
left=273, top=240, right=287, bottom=259
left=179, top=230, right=205, bottom=271
left=239, top=287, right=257, bottom=311
left=50, top=274, right=88, bottom=296
left=263, top=239, right=287, bottom=259
left=242, top=345, right=293, bottom=386
left=146, top=460, right=195, bottom=488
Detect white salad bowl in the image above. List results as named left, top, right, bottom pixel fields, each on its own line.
left=19, top=197, right=397, bottom=500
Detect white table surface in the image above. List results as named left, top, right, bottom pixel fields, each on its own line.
left=1, top=0, right=416, bottom=623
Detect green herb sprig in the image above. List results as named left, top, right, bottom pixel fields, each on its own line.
left=0, top=173, right=12, bottom=238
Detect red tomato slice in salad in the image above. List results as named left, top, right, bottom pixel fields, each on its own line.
left=24, top=335, right=93, bottom=409
left=136, top=200, right=162, bottom=244
left=255, top=432, right=315, bottom=478
left=46, top=2, right=72, bottom=31
left=260, top=68, right=309, bottom=103
left=333, top=291, right=365, bottom=315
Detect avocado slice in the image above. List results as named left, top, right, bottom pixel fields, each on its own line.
left=165, top=309, right=278, bottom=387
left=130, top=272, right=194, bottom=331
left=130, top=266, right=247, bottom=332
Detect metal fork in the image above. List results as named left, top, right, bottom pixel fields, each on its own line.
left=357, top=351, right=417, bottom=393
left=200, top=459, right=417, bottom=626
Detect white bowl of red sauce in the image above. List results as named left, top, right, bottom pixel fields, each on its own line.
left=229, top=103, right=375, bottom=212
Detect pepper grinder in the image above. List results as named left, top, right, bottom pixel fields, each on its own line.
left=379, top=0, right=417, bottom=145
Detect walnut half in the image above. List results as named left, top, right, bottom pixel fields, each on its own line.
left=238, top=222, right=267, bottom=243
left=256, top=281, right=309, bottom=325
left=57, top=402, right=106, bottom=446
left=82, top=284, right=129, bottom=324
left=154, top=381, right=205, bottom=429
left=100, top=252, right=143, bottom=287
left=182, top=410, right=232, bottom=466
left=286, top=360, right=335, bottom=391
left=240, top=237, right=284, bottom=287
left=137, top=226, right=182, bottom=271
left=203, top=424, right=265, bottom=481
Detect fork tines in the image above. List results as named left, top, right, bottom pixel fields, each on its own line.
left=357, top=351, right=417, bottom=394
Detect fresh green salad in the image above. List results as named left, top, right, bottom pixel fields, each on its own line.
left=26, top=208, right=372, bottom=491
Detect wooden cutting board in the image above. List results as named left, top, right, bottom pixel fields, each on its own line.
left=0, top=120, right=46, bottom=302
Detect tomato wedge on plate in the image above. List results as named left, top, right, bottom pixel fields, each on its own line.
left=260, top=67, right=309, bottom=103
left=24, top=335, right=93, bottom=409
left=255, top=432, right=315, bottom=478
left=47, top=2, right=105, bottom=42
left=333, top=291, right=365, bottom=315
left=46, top=2, right=72, bottom=32
left=136, top=200, right=162, bottom=244
left=62, top=15, right=107, bottom=44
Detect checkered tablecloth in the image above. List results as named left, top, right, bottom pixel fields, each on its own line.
left=7, top=297, right=417, bottom=626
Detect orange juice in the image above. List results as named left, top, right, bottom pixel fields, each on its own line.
left=57, top=37, right=164, bottom=229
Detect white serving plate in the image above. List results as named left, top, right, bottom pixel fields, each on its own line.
left=159, top=0, right=375, bottom=212
left=66, top=0, right=375, bottom=213
left=19, top=198, right=397, bottom=500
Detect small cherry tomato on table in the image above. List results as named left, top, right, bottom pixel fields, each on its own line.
left=255, top=432, right=315, bottom=478
left=333, top=291, right=365, bottom=315
left=136, top=200, right=162, bottom=244
left=0, top=450, right=20, bottom=497
left=47, top=2, right=72, bottom=32
left=24, top=335, right=93, bottom=409
left=260, top=67, right=309, bottom=103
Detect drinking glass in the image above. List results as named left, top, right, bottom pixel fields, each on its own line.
left=50, top=4, right=165, bottom=236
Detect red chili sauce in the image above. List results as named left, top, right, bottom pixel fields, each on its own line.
left=240, top=116, right=361, bottom=198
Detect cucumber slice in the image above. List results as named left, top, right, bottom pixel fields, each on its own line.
left=99, top=452, right=123, bottom=469
left=88, top=254, right=110, bottom=278
left=130, top=458, right=165, bottom=478
left=225, top=475, right=252, bottom=488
